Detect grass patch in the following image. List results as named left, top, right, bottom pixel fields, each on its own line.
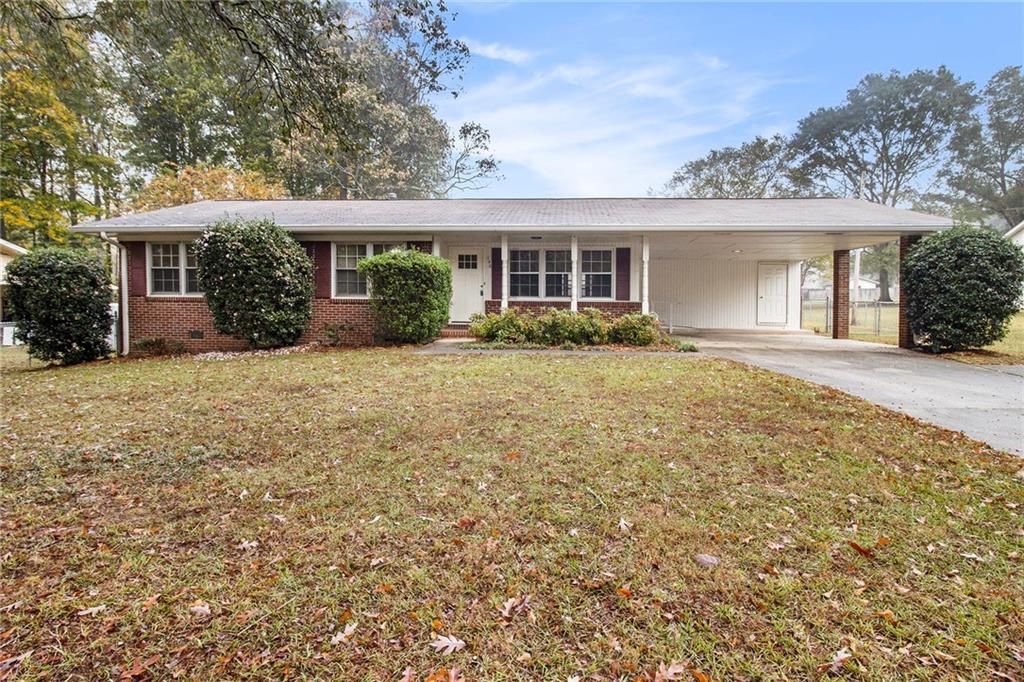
left=1, top=348, right=1021, bottom=679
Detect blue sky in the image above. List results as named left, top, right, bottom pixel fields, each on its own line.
left=437, top=2, right=1024, bottom=198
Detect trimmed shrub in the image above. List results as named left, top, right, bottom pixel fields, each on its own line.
left=5, top=247, right=113, bottom=364
left=468, top=308, right=537, bottom=344
left=535, top=307, right=609, bottom=345
left=194, top=218, right=314, bottom=349
left=357, top=249, right=452, bottom=344
left=133, top=337, right=187, bottom=356
left=903, top=227, right=1024, bottom=352
left=609, top=312, right=662, bottom=346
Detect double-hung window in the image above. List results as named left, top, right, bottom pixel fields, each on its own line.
left=510, top=249, right=540, bottom=297
left=544, top=249, right=572, bottom=298
left=581, top=249, right=613, bottom=298
left=334, top=242, right=404, bottom=297
left=149, top=243, right=201, bottom=295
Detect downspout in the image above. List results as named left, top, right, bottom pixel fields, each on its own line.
left=98, top=231, right=130, bottom=355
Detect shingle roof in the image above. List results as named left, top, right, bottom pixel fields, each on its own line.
left=76, top=198, right=950, bottom=233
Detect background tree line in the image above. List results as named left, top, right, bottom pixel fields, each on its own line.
left=1, top=0, right=501, bottom=247
left=655, top=66, right=1023, bottom=296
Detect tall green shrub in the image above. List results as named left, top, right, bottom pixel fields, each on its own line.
left=194, top=218, right=314, bottom=348
left=5, top=247, right=113, bottom=364
left=903, top=226, right=1024, bottom=352
left=357, top=249, right=452, bottom=344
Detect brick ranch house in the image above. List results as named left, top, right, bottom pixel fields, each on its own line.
left=77, top=198, right=950, bottom=353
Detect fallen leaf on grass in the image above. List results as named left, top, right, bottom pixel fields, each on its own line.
left=847, top=541, right=875, bottom=559
left=694, top=554, right=720, bottom=568
left=76, top=605, right=107, bottom=617
left=398, top=668, right=415, bottom=682
left=691, top=669, right=710, bottom=682
left=141, top=594, right=160, bottom=611
left=498, top=595, right=532, bottom=619
left=189, top=601, right=211, bottom=618
left=456, top=516, right=477, bottom=530
left=504, top=450, right=522, bottom=461
left=817, top=646, right=852, bottom=672
left=430, top=634, right=466, bottom=655
left=120, top=654, right=159, bottom=679
left=237, top=539, right=259, bottom=552
left=0, top=650, right=32, bottom=673
left=329, top=622, right=358, bottom=646
left=874, top=610, right=896, bottom=624
left=425, top=667, right=465, bottom=682
left=654, top=661, right=688, bottom=680
left=616, top=587, right=633, bottom=598
left=618, top=517, right=633, bottom=533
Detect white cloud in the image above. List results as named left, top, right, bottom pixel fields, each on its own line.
left=463, top=38, right=536, bottom=65
left=438, top=54, right=778, bottom=196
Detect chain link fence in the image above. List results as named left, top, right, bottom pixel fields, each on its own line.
left=801, top=297, right=899, bottom=344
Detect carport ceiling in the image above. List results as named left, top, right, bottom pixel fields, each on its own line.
left=648, top=231, right=906, bottom=261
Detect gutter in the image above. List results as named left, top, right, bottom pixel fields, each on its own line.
left=97, top=231, right=130, bottom=355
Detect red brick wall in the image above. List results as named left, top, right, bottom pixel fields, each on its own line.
left=483, top=300, right=641, bottom=316
left=126, top=244, right=374, bottom=352
left=832, top=250, right=850, bottom=339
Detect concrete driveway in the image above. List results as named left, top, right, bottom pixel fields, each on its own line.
left=685, top=331, right=1024, bottom=455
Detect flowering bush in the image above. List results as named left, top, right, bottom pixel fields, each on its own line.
left=194, top=218, right=313, bottom=348
left=5, top=247, right=113, bottom=364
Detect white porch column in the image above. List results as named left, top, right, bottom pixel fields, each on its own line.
left=500, top=234, right=509, bottom=311
left=641, top=234, right=650, bottom=314
left=431, top=237, right=441, bottom=257
left=570, top=234, right=579, bottom=312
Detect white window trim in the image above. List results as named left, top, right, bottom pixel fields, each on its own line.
left=504, top=245, right=576, bottom=302
left=330, top=241, right=404, bottom=299
left=578, top=247, right=617, bottom=301
left=146, top=242, right=203, bottom=297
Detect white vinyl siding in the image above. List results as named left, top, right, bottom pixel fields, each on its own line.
left=650, top=259, right=799, bottom=330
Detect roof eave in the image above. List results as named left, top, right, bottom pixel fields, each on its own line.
left=75, top=223, right=951, bottom=235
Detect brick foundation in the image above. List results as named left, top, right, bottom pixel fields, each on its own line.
left=483, top=300, right=642, bottom=316
left=898, top=235, right=922, bottom=349
left=125, top=244, right=375, bottom=352
left=129, top=296, right=374, bottom=352
left=832, top=250, right=850, bottom=339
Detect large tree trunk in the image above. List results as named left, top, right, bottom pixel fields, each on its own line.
left=878, top=268, right=893, bottom=302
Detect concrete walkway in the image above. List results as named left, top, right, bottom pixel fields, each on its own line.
left=685, top=331, right=1024, bottom=455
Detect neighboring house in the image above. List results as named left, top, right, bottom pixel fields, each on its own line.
left=1007, top=220, right=1024, bottom=306
left=76, top=198, right=950, bottom=352
left=0, top=238, right=29, bottom=345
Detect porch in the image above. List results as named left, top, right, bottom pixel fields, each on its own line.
left=439, top=230, right=922, bottom=348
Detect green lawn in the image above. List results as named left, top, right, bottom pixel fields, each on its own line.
left=1, top=348, right=1022, bottom=680
left=802, top=302, right=1024, bottom=362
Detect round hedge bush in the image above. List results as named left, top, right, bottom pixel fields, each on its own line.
left=5, top=247, right=113, bottom=364
left=357, top=249, right=452, bottom=344
left=903, top=226, right=1024, bottom=352
left=194, top=218, right=314, bottom=348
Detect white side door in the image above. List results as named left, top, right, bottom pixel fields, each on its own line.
left=757, top=262, right=788, bottom=326
left=449, top=249, right=485, bottom=322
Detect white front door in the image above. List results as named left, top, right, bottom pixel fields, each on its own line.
left=450, top=249, right=485, bottom=322
left=757, top=263, right=788, bottom=326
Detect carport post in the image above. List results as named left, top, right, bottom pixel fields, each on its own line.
left=570, top=235, right=579, bottom=312
left=898, top=235, right=922, bottom=349
left=832, top=249, right=850, bottom=339
left=500, top=234, right=509, bottom=312
left=641, top=234, right=650, bottom=314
